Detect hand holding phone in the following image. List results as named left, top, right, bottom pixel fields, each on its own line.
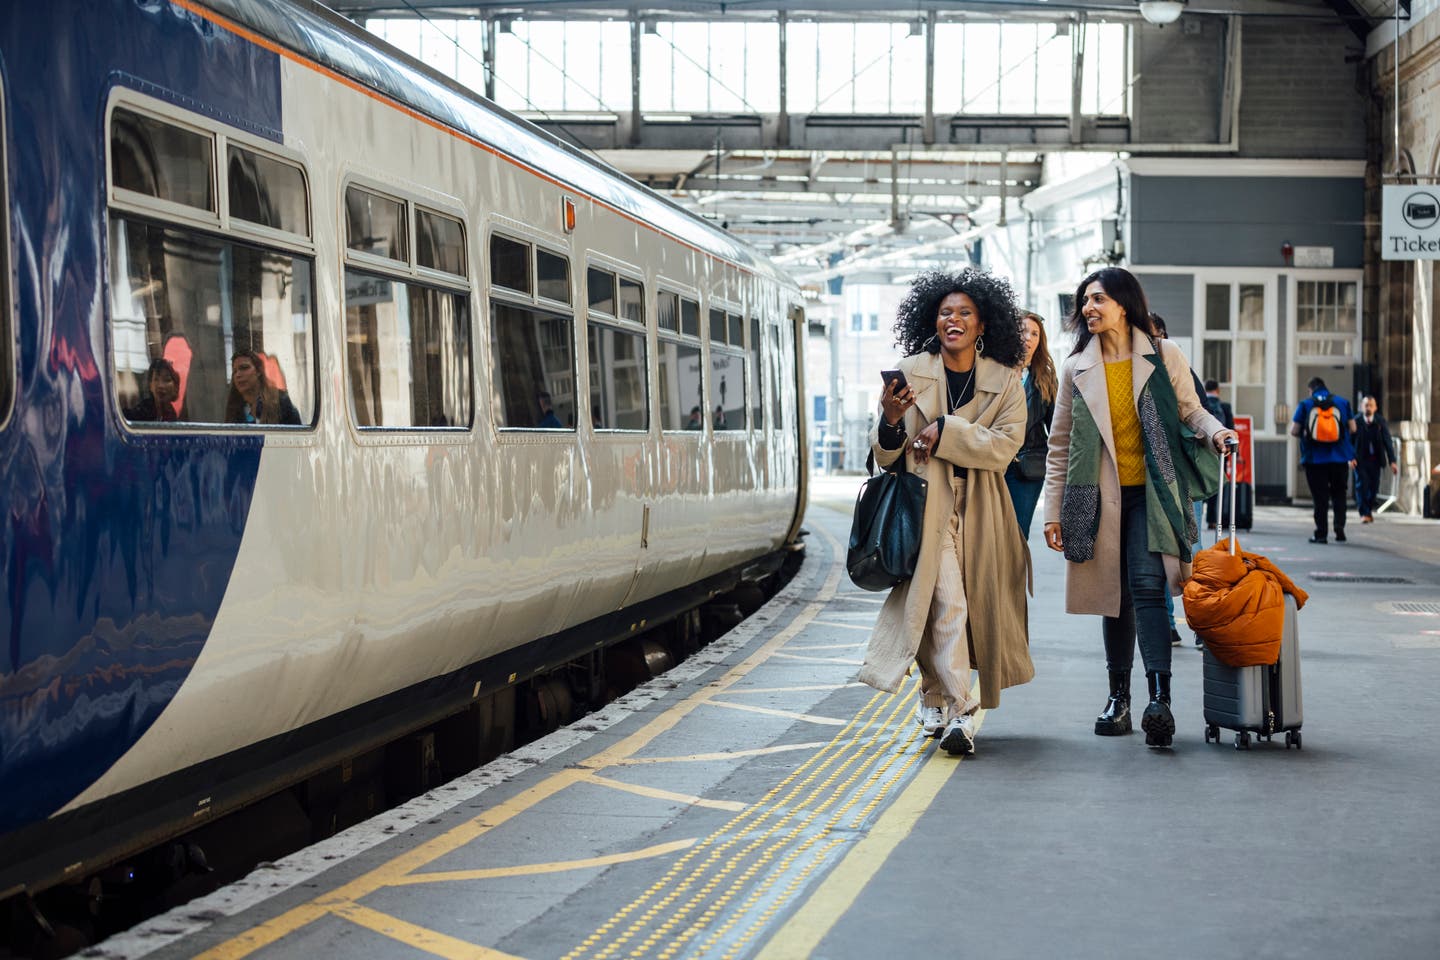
left=880, top=369, right=912, bottom=426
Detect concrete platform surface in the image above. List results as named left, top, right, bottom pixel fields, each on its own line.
left=94, top=476, right=1440, bottom=960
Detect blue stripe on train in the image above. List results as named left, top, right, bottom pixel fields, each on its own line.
left=0, top=0, right=282, bottom=833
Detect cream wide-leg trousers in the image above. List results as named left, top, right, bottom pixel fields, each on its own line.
left=919, top=475, right=981, bottom=721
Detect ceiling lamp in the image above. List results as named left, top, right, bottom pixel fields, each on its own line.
left=1137, top=0, right=1187, bottom=25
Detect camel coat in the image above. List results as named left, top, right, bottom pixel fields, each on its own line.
left=1041, top=329, right=1227, bottom=617
left=858, top=352, right=1035, bottom=709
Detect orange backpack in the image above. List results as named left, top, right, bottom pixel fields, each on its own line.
left=1306, top=399, right=1341, bottom=444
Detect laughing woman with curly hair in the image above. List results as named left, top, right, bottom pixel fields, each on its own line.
left=860, top=268, right=1035, bottom=757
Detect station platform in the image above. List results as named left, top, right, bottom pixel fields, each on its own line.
left=95, top=478, right=1440, bottom=960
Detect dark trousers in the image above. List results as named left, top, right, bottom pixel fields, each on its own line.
left=1354, top=460, right=1383, bottom=517
left=1004, top=468, right=1044, bottom=541
left=1304, top=461, right=1349, bottom=537
left=1102, top=485, right=1171, bottom=678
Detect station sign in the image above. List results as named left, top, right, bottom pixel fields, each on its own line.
left=1382, top=185, right=1440, bottom=260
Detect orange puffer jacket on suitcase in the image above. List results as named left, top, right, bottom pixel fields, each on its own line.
left=1182, top=538, right=1309, bottom=667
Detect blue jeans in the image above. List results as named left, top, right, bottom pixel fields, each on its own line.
left=1104, top=486, right=1171, bottom=677
left=1163, top=502, right=1205, bottom=627
left=1005, top=467, right=1044, bottom=540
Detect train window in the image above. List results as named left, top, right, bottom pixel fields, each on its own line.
left=110, top=108, right=215, bottom=212
left=227, top=145, right=309, bottom=236
left=680, top=298, right=700, bottom=337
left=728, top=312, right=744, bottom=346
left=657, top=338, right=704, bottom=431
left=750, top=317, right=764, bottom=429
left=619, top=278, right=644, bottom=324
left=345, top=186, right=406, bottom=262
left=344, top=272, right=472, bottom=429
left=416, top=208, right=466, bottom=277
left=536, top=249, right=571, bottom=304
left=588, top=324, right=649, bottom=430
left=490, top=235, right=531, bottom=294
left=110, top=216, right=316, bottom=426
left=657, top=291, right=678, bottom=332
left=709, top=344, right=746, bottom=432
left=491, top=303, right=575, bottom=429
left=709, top=308, right=726, bottom=344
left=587, top=267, right=615, bottom=316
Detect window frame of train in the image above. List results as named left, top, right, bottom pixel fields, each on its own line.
left=655, top=286, right=705, bottom=433
left=707, top=302, right=747, bottom=433
left=341, top=179, right=474, bottom=432
left=105, top=94, right=319, bottom=432
left=488, top=228, right=578, bottom=432
left=585, top=261, right=649, bottom=432
left=0, top=76, right=11, bottom=432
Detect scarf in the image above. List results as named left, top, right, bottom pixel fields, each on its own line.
left=1060, top=351, right=1199, bottom=564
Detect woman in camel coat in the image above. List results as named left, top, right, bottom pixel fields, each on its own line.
left=1042, top=267, right=1234, bottom=749
left=861, top=269, right=1034, bottom=757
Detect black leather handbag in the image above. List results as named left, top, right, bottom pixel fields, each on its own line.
left=846, top=455, right=928, bottom=592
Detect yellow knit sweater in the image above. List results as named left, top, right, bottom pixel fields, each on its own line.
left=1106, top=360, right=1146, bottom=485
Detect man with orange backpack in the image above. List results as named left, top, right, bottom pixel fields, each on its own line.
left=1289, top=377, right=1357, bottom=544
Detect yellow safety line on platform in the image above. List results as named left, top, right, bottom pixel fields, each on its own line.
left=700, top=700, right=849, bottom=725
left=751, top=713, right=986, bottom=960
left=195, top=527, right=847, bottom=960
left=582, top=773, right=749, bottom=812
left=716, top=683, right=866, bottom=695
left=566, top=681, right=919, bottom=960
left=389, top=839, right=699, bottom=885
left=332, top=902, right=526, bottom=960
left=806, top=621, right=873, bottom=632
left=607, top=742, right=833, bottom=766
left=768, top=652, right=864, bottom=665
left=784, top=642, right=865, bottom=652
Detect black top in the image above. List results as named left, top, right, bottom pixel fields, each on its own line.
left=877, top=364, right=977, bottom=478
left=1354, top=414, right=1397, bottom=465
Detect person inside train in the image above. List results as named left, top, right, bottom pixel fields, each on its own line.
left=1004, top=311, right=1055, bottom=540
left=1042, top=268, right=1235, bottom=749
left=686, top=405, right=703, bottom=429
left=536, top=390, right=563, bottom=429
left=125, top=357, right=183, bottom=422
left=863, top=268, right=1035, bottom=757
left=224, top=349, right=302, bottom=425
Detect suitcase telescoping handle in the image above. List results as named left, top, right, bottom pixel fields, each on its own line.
left=1217, top=437, right=1240, bottom=556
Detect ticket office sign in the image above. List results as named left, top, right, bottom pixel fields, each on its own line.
left=1382, top=185, right=1440, bottom=260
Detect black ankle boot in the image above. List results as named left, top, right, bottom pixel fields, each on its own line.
left=1142, top=671, right=1175, bottom=748
left=1094, top=671, right=1132, bottom=736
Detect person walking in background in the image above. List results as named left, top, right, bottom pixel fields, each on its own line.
left=865, top=268, right=1034, bottom=758
left=1353, top=394, right=1398, bottom=523
left=1042, top=269, right=1233, bottom=749
left=1005, top=311, right=1056, bottom=540
left=1289, top=377, right=1356, bottom=543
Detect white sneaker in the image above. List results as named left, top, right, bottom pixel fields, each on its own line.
left=940, top=714, right=977, bottom=756
left=916, top=702, right=946, bottom=738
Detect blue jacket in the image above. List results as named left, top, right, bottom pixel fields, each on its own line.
left=1293, top=390, right=1356, bottom=465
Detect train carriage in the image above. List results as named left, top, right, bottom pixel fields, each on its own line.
left=0, top=0, right=806, bottom=913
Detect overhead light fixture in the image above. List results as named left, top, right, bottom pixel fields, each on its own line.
left=1137, top=0, right=1186, bottom=25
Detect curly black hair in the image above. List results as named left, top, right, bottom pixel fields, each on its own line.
left=891, top=268, right=1025, bottom=367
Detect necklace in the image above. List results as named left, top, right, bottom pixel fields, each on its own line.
left=947, top=365, right=976, bottom=412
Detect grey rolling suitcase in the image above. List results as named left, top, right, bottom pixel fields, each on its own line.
left=1199, top=445, right=1304, bottom=751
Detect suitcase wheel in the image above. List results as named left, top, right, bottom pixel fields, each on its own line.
left=1285, top=730, right=1302, bottom=750
left=1204, top=724, right=1220, bottom=744
left=1235, top=731, right=1252, bottom=751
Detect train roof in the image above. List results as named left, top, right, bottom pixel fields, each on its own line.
left=197, top=0, right=797, bottom=290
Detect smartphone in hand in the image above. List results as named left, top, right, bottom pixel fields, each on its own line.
left=881, top=369, right=907, bottom=393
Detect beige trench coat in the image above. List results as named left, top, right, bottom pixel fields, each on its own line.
left=1041, top=329, right=1227, bottom=617
left=858, top=352, right=1036, bottom=709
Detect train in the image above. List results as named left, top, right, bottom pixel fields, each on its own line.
left=0, top=0, right=807, bottom=938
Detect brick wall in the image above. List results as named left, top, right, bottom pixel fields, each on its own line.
left=1132, top=19, right=1226, bottom=143
left=1239, top=22, right=1367, bottom=158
